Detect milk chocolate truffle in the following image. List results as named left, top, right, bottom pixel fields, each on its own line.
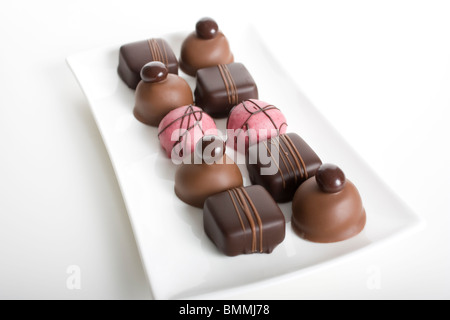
left=174, top=136, right=243, bottom=208
left=292, top=164, right=366, bottom=243
left=134, top=62, right=194, bottom=127
left=204, top=185, right=286, bottom=256
left=179, top=17, right=234, bottom=76
left=194, top=63, right=259, bottom=118
left=247, top=133, right=322, bottom=203
left=118, top=38, right=178, bottom=89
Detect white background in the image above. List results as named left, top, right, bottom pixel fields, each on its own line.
left=1, top=0, right=449, bottom=299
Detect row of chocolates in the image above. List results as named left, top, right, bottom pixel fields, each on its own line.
left=116, top=18, right=366, bottom=257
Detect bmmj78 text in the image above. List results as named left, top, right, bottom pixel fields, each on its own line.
left=223, top=304, right=269, bottom=316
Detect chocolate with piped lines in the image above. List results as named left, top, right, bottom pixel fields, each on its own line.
left=203, top=185, right=285, bottom=256
left=118, top=38, right=178, bottom=89
left=246, top=132, right=322, bottom=203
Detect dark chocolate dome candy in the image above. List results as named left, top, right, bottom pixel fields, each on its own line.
left=140, top=61, right=168, bottom=83
left=180, top=18, right=234, bottom=76
left=292, top=164, right=366, bottom=243
left=196, top=17, right=219, bottom=39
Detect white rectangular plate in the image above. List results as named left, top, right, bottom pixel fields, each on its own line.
left=67, top=26, right=424, bottom=300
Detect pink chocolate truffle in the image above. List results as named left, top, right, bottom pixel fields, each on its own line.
left=226, top=99, right=287, bottom=151
left=158, top=105, right=217, bottom=159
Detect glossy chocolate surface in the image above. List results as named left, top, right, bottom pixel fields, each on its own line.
left=316, top=163, right=346, bottom=193
left=292, top=165, right=366, bottom=243
left=134, top=71, right=193, bottom=127
left=118, top=38, right=178, bottom=89
left=195, top=135, right=226, bottom=163
left=140, top=61, right=169, bottom=83
left=204, top=185, right=286, bottom=256
left=194, top=63, right=259, bottom=118
left=174, top=153, right=243, bottom=209
left=179, top=19, right=234, bottom=77
left=196, top=17, right=219, bottom=40
left=246, top=133, right=322, bottom=203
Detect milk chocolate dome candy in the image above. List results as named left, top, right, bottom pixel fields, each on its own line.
left=179, top=17, right=234, bottom=76
left=174, top=135, right=243, bottom=208
left=133, top=62, right=194, bottom=127
left=292, top=164, right=366, bottom=243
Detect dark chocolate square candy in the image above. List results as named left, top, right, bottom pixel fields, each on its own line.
left=246, top=133, right=322, bottom=203
left=118, top=38, right=178, bottom=89
left=194, top=62, right=258, bottom=118
left=203, top=185, right=285, bottom=257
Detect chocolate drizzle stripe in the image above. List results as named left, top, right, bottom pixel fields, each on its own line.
left=221, top=64, right=238, bottom=105
left=283, top=134, right=308, bottom=179
left=280, top=135, right=303, bottom=182
left=230, top=100, right=286, bottom=142
left=225, top=66, right=238, bottom=104
left=227, top=190, right=246, bottom=232
left=241, top=188, right=263, bottom=252
left=157, top=106, right=206, bottom=157
left=217, top=65, right=232, bottom=105
left=159, top=39, right=169, bottom=66
left=147, top=39, right=157, bottom=61
left=276, top=136, right=298, bottom=184
left=147, top=39, right=168, bottom=66
left=263, top=140, right=286, bottom=189
left=245, top=100, right=280, bottom=131
left=228, top=187, right=265, bottom=253
left=233, top=188, right=257, bottom=252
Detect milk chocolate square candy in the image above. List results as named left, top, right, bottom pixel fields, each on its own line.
left=203, top=185, right=285, bottom=257
left=194, top=62, right=258, bottom=118
left=118, top=38, right=178, bottom=89
left=246, top=133, right=322, bottom=203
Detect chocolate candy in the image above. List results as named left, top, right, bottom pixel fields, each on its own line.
left=118, top=38, right=178, bottom=89
left=141, top=61, right=169, bottom=83
left=246, top=133, right=322, bottom=203
left=194, top=63, right=259, bottom=118
left=158, top=105, right=217, bottom=159
left=204, top=185, right=286, bottom=256
left=134, top=62, right=194, bottom=127
left=174, top=136, right=243, bottom=208
left=196, top=17, right=219, bottom=40
left=316, top=164, right=346, bottom=193
left=292, top=164, right=366, bottom=243
left=195, top=135, right=226, bottom=164
left=226, top=99, right=288, bottom=152
left=180, top=18, right=234, bottom=77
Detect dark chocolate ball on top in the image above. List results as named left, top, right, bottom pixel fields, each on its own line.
left=316, top=163, right=346, bottom=193
left=196, top=17, right=219, bottom=40
left=140, top=61, right=169, bottom=83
